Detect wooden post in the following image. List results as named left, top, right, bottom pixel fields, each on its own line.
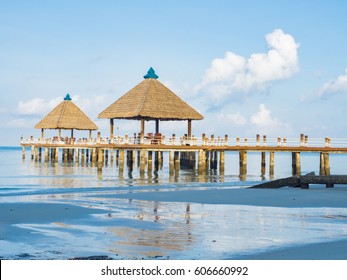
left=296, top=152, right=301, bottom=176
left=292, top=152, right=296, bottom=176
left=50, top=148, right=54, bottom=162
left=224, top=134, right=228, bottom=146
left=320, top=152, right=325, bottom=175
left=188, top=119, right=192, bottom=139
left=291, top=152, right=301, bottom=176
left=198, top=150, right=203, bottom=174
left=22, top=146, right=26, bottom=159
left=110, top=119, right=114, bottom=138
left=219, top=150, right=225, bottom=174
left=97, top=149, right=103, bottom=172
left=136, top=150, right=140, bottom=167
left=244, top=138, right=248, bottom=146
left=31, top=145, right=34, bottom=160
left=75, top=148, right=79, bottom=163
left=89, top=130, right=92, bottom=141
left=119, top=149, right=124, bottom=171
left=45, top=147, right=49, bottom=162
left=263, top=135, right=267, bottom=146
left=141, top=118, right=145, bottom=136
left=81, top=149, right=85, bottom=163
left=324, top=153, right=330, bottom=176
left=261, top=151, right=266, bottom=177
left=210, top=151, right=215, bottom=170
left=63, top=148, right=68, bottom=162
left=155, top=119, right=159, bottom=134
left=160, top=151, right=164, bottom=169
left=148, top=151, right=153, bottom=173
left=269, top=152, right=274, bottom=178
left=205, top=151, right=210, bottom=170
left=174, top=151, right=179, bottom=171
left=239, top=151, right=247, bottom=178
left=86, top=149, right=89, bottom=163
left=105, top=149, right=109, bottom=165
left=300, top=134, right=304, bottom=147
left=256, top=134, right=260, bottom=147
left=140, top=149, right=146, bottom=174
left=34, top=147, right=39, bottom=161
left=92, top=148, right=97, bottom=163
left=169, top=150, right=174, bottom=176
left=55, top=147, right=59, bottom=162
left=37, top=147, right=41, bottom=161
left=202, top=133, right=206, bottom=146
left=154, top=151, right=159, bottom=170
left=110, top=149, right=114, bottom=165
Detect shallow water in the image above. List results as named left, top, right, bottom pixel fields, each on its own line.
left=1, top=147, right=347, bottom=259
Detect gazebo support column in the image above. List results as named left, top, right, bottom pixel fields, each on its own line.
left=89, top=130, right=92, bottom=141
left=41, top=129, right=45, bottom=139
left=188, top=120, right=192, bottom=139
left=141, top=119, right=145, bottom=136
left=110, top=119, right=114, bottom=138
left=155, top=119, right=159, bottom=134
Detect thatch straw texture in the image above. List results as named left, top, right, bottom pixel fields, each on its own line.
left=35, top=100, right=98, bottom=130
left=98, top=78, right=203, bottom=120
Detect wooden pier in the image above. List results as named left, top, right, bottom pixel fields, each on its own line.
left=20, top=133, right=347, bottom=181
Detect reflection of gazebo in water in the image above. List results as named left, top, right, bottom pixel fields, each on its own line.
left=98, top=68, right=203, bottom=141
left=35, top=94, right=98, bottom=141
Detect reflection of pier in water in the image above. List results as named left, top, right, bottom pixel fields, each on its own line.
left=21, top=133, right=347, bottom=180
left=107, top=202, right=193, bottom=258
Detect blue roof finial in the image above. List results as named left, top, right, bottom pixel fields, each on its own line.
left=64, top=93, right=72, bottom=101
left=144, top=67, right=159, bottom=79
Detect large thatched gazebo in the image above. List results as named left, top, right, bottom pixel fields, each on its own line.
left=35, top=94, right=98, bottom=139
left=98, top=68, right=203, bottom=139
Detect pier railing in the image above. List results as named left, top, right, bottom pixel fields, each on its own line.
left=20, top=134, right=347, bottom=148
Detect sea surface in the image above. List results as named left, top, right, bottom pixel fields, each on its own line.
left=1, top=146, right=347, bottom=259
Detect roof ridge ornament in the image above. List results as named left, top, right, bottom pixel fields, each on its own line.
left=143, top=67, right=159, bottom=79
left=64, top=93, right=72, bottom=101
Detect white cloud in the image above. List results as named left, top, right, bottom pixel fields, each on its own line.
left=197, top=29, right=299, bottom=104
left=73, top=93, right=110, bottom=116
left=250, top=104, right=291, bottom=135
left=16, top=94, right=110, bottom=118
left=17, top=97, right=61, bottom=115
left=317, top=68, right=347, bottom=98
left=218, top=112, right=247, bottom=126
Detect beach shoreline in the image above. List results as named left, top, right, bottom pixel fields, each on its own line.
left=1, top=186, right=347, bottom=260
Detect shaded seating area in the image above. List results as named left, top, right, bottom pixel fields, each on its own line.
left=98, top=68, right=203, bottom=140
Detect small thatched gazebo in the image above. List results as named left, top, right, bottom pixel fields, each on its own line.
left=35, top=94, right=98, bottom=139
left=98, top=68, right=203, bottom=138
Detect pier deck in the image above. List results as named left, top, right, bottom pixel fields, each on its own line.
left=20, top=134, right=347, bottom=181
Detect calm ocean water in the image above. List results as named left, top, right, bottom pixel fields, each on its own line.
left=1, top=146, right=347, bottom=259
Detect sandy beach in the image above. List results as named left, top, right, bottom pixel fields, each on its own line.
left=2, top=186, right=347, bottom=260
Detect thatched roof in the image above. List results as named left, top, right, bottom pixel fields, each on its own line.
left=35, top=94, right=98, bottom=130
left=98, top=68, right=203, bottom=121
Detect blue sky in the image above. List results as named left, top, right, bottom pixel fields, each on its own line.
left=1, top=0, right=347, bottom=145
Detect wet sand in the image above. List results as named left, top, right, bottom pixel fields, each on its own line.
left=1, top=187, right=347, bottom=260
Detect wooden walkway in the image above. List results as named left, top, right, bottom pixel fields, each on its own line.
left=20, top=134, right=347, bottom=176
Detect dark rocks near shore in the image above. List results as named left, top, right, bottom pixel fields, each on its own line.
left=251, top=172, right=347, bottom=189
